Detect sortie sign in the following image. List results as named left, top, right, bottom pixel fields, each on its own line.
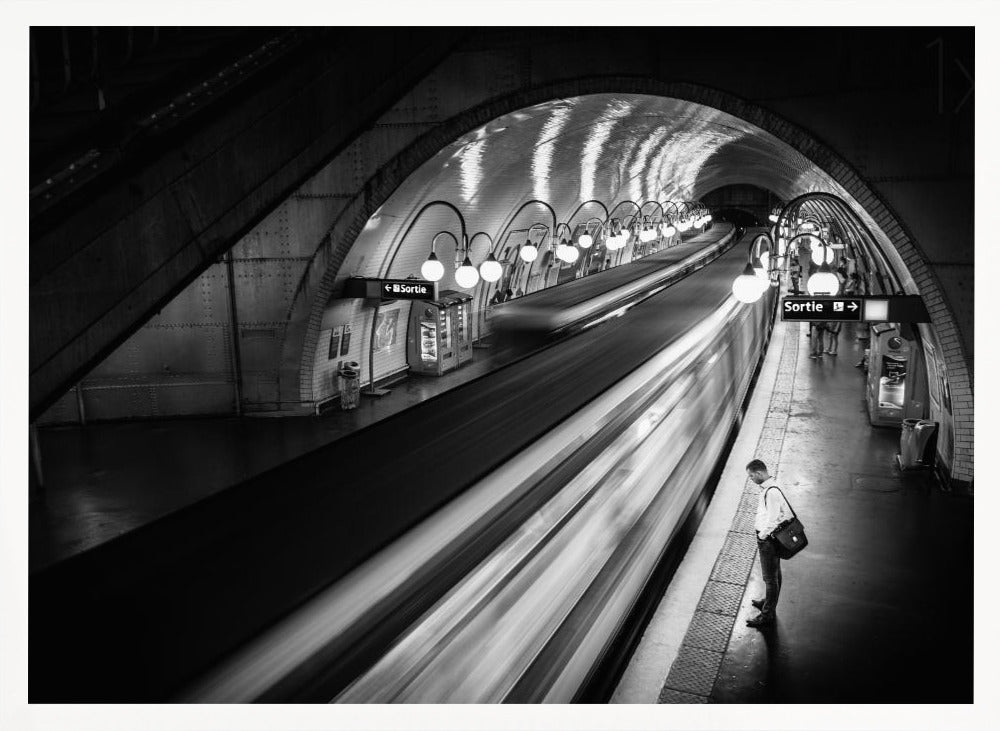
left=781, top=296, right=862, bottom=322
left=380, top=279, right=437, bottom=301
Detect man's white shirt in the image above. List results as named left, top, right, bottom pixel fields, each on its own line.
left=754, top=477, right=792, bottom=538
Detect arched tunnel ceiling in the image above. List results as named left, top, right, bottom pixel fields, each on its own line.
left=341, top=93, right=906, bottom=289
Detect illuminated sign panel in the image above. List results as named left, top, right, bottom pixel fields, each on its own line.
left=781, top=295, right=930, bottom=323
left=380, top=280, right=437, bottom=300
left=342, top=277, right=438, bottom=301
left=781, top=297, right=862, bottom=321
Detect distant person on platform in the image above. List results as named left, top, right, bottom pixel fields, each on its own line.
left=825, top=320, right=842, bottom=356
left=789, top=260, right=802, bottom=295
left=809, top=321, right=826, bottom=358
left=746, top=459, right=793, bottom=629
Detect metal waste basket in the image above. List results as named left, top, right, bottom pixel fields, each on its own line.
left=338, top=361, right=360, bottom=410
left=913, top=419, right=937, bottom=466
left=898, top=417, right=936, bottom=469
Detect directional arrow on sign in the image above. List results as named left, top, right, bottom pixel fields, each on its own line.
left=848, top=301, right=858, bottom=312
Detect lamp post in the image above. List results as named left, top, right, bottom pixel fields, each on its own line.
left=802, top=232, right=840, bottom=295
left=553, top=222, right=579, bottom=264
left=577, top=216, right=604, bottom=250
left=620, top=213, right=641, bottom=265
left=395, top=200, right=471, bottom=287
left=732, top=232, right=775, bottom=303
left=519, top=223, right=546, bottom=263
left=637, top=200, right=666, bottom=255
left=500, top=198, right=559, bottom=271
left=419, top=231, right=456, bottom=282
left=781, top=231, right=841, bottom=295
left=561, top=199, right=610, bottom=278
left=601, top=200, right=641, bottom=267
left=676, top=201, right=694, bottom=232
left=659, top=200, right=680, bottom=243
left=470, top=231, right=502, bottom=283
left=579, top=217, right=606, bottom=274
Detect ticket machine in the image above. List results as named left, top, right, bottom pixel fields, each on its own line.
left=406, top=289, right=474, bottom=375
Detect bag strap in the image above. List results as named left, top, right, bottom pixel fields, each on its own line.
left=764, top=485, right=797, bottom=520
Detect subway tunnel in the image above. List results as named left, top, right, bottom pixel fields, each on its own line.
left=25, top=26, right=973, bottom=708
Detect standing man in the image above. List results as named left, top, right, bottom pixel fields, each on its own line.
left=825, top=319, right=842, bottom=356
left=809, top=321, right=826, bottom=358
left=789, top=259, right=802, bottom=295
left=746, top=459, right=793, bottom=628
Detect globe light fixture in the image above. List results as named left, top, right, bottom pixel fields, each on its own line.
left=677, top=217, right=692, bottom=232
left=732, top=263, right=767, bottom=303
left=556, top=240, right=578, bottom=263
left=662, top=222, right=676, bottom=237
left=733, top=231, right=777, bottom=304
left=454, top=256, right=480, bottom=289
left=807, top=261, right=840, bottom=295
left=578, top=232, right=593, bottom=249
left=479, top=252, right=503, bottom=282
left=769, top=213, right=779, bottom=223
left=421, top=251, right=445, bottom=282
left=519, top=243, right=539, bottom=262
left=810, top=242, right=835, bottom=265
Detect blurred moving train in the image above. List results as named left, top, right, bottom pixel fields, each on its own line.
left=489, top=225, right=737, bottom=355
left=182, top=232, right=778, bottom=703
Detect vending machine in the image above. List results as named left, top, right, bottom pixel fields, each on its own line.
left=867, top=323, right=911, bottom=427
left=406, top=290, right=473, bottom=375
left=441, top=290, right=474, bottom=366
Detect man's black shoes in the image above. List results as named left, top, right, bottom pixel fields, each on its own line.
left=746, top=613, right=776, bottom=629
left=751, top=598, right=765, bottom=610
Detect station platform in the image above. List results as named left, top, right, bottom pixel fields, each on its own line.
left=612, top=315, right=973, bottom=704
left=29, top=352, right=499, bottom=571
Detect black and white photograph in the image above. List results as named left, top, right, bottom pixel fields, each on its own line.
left=2, top=3, right=994, bottom=731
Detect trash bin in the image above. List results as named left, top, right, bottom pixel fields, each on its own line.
left=338, top=361, right=360, bottom=411
left=897, top=418, right=920, bottom=469
left=913, top=419, right=938, bottom=466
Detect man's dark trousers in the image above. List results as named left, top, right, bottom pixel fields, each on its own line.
left=757, top=537, right=782, bottom=617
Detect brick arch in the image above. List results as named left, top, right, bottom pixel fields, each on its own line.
left=288, top=76, right=972, bottom=485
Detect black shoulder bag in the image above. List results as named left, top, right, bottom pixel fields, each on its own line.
left=766, top=487, right=808, bottom=560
